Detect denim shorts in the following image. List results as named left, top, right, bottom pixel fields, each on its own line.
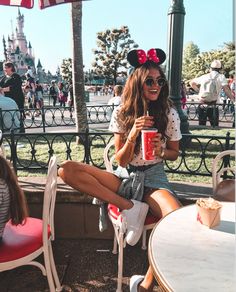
left=117, top=162, right=177, bottom=201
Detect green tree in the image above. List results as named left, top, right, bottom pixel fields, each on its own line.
left=182, top=42, right=200, bottom=81
left=220, top=42, right=235, bottom=76
left=183, top=42, right=235, bottom=81
left=92, top=26, right=138, bottom=84
left=60, top=58, right=72, bottom=82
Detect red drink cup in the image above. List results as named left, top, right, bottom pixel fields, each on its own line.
left=141, top=128, right=158, bottom=160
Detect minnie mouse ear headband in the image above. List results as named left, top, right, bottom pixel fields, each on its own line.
left=127, top=48, right=166, bottom=68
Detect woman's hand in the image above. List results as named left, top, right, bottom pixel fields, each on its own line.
left=151, top=133, right=163, bottom=157
left=128, top=115, right=154, bottom=141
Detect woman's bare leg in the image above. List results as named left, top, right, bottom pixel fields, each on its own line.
left=58, top=160, right=133, bottom=210
left=144, top=189, right=181, bottom=219
left=137, top=189, right=182, bottom=291
left=138, top=266, right=155, bottom=292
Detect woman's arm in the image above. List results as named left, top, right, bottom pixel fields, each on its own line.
left=113, top=133, right=136, bottom=167
left=159, top=140, right=180, bottom=161
left=114, top=115, right=154, bottom=167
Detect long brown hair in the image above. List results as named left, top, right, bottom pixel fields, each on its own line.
left=0, top=156, right=28, bottom=224
left=120, top=61, right=172, bottom=152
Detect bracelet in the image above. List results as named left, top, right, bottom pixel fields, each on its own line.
left=127, top=137, right=135, bottom=144
left=160, top=147, right=165, bottom=158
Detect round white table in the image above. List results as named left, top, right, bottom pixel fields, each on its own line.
left=148, top=202, right=235, bottom=292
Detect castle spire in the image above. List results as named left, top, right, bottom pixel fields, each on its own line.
left=37, top=59, right=42, bottom=68
left=2, top=36, right=7, bottom=61
left=28, top=41, right=32, bottom=56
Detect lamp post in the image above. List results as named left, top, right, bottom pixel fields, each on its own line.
left=166, top=0, right=189, bottom=133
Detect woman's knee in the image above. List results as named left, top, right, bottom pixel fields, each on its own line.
left=146, top=189, right=181, bottom=217
left=58, top=160, right=82, bottom=181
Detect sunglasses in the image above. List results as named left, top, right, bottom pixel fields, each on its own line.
left=144, top=77, right=166, bottom=87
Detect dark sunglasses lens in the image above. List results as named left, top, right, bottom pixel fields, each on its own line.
left=145, top=79, right=154, bottom=86
left=157, top=78, right=166, bottom=87
left=145, top=78, right=166, bottom=87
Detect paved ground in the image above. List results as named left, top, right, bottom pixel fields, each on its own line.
left=0, top=237, right=163, bottom=292
left=0, top=178, right=211, bottom=292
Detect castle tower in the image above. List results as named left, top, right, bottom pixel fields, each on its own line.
left=15, top=8, right=28, bottom=55
left=2, top=36, right=7, bottom=61
left=36, top=59, right=43, bottom=82
left=1, top=10, right=55, bottom=82
left=28, top=41, right=32, bottom=57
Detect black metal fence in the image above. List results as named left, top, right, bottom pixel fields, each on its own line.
left=183, top=102, right=235, bottom=126
left=0, top=102, right=234, bottom=133
left=1, top=130, right=234, bottom=178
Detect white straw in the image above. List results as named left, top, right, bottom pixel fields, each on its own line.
left=146, top=110, right=149, bottom=116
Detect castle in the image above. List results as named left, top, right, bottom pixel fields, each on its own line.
left=2, top=9, right=57, bottom=83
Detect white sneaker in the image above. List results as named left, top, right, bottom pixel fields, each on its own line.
left=130, top=275, right=144, bottom=292
left=121, top=199, right=149, bottom=246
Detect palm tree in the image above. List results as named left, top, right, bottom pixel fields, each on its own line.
left=71, top=1, right=88, bottom=133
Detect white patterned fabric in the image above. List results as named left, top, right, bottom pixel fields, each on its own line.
left=109, top=105, right=182, bottom=166
left=0, top=178, right=10, bottom=238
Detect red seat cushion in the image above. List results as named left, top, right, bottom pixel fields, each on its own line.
left=108, top=204, right=158, bottom=226
left=0, top=217, right=50, bottom=263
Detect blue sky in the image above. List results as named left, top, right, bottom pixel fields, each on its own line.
left=0, top=0, right=233, bottom=74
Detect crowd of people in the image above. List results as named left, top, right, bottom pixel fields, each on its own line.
left=0, top=62, right=75, bottom=131
left=0, top=63, right=73, bottom=112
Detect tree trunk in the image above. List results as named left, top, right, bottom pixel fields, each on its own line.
left=71, top=1, right=88, bottom=133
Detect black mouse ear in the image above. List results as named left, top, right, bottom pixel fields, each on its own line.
left=127, top=49, right=147, bottom=68
left=147, top=48, right=166, bottom=65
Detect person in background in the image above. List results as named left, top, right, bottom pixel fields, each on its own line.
left=58, top=48, right=182, bottom=292
left=108, top=85, right=123, bottom=106
left=229, top=75, right=235, bottom=127
left=58, top=82, right=68, bottom=107
left=26, top=66, right=34, bottom=79
left=180, top=80, right=187, bottom=109
left=228, top=74, right=234, bottom=87
left=107, top=85, right=123, bottom=119
left=190, top=60, right=234, bottom=126
left=49, top=80, right=58, bottom=107
left=68, top=80, right=74, bottom=110
left=0, top=155, right=28, bottom=239
left=35, top=80, right=44, bottom=114
left=25, top=73, right=36, bottom=106
left=24, top=85, right=33, bottom=113
left=0, top=62, right=25, bottom=132
left=0, top=62, right=25, bottom=110
left=229, top=74, right=235, bottom=99
left=220, top=88, right=228, bottom=111
left=0, top=88, right=20, bottom=132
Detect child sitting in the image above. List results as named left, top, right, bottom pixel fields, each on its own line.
left=0, top=156, right=28, bottom=239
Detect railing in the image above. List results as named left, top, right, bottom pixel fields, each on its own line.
left=1, top=130, right=234, bottom=178
left=182, top=102, right=235, bottom=125
left=0, top=105, right=115, bottom=132
left=0, top=102, right=234, bottom=133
